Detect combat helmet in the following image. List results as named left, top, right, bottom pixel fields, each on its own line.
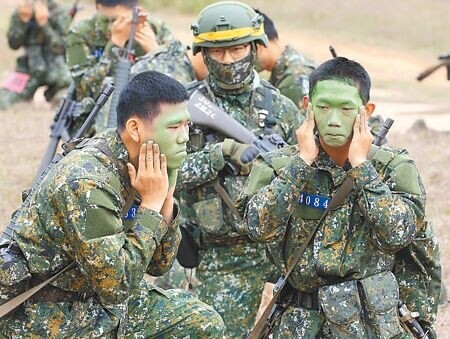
left=191, top=1, right=268, bottom=55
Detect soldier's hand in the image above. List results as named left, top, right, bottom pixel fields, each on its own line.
left=34, top=0, right=49, bottom=27
left=135, top=22, right=159, bottom=53
left=18, top=0, right=33, bottom=23
left=222, top=139, right=260, bottom=175
left=110, top=15, right=132, bottom=48
left=127, top=141, right=169, bottom=213
left=348, top=106, right=373, bottom=167
left=297, top=103, right=319, bottom=165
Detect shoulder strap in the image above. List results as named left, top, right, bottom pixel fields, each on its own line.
left=253, top=82, right=275, bottom=131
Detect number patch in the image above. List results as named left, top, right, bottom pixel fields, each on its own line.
left=124, top=203, right=139, bottom=220
left=298, top=192, right=330, bottom=210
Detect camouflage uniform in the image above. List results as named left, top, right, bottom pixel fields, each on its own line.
left=0, top=0, right=71, bottom=109
left=0, top=129, right=225, bottom=337
left=242, top=143, right=429, bottom=338
left=66, top=14, right=173, bottom=133
left=131, top=40, right=196, bottom=84
left=269, top=45, right=316, bottom=109
left=178, top=72, right=303, bottom=336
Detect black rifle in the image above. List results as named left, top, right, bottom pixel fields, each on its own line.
left=417, top=53, right=450, bottom=81
left=247, top=118, right=395, bottom=339
left=187, top=90, right=287, bottom=175
left=8, top=84, right=115, bottom=246
left=187, top=90, right=287, bottom=152
left=107, top=6, right=139, bottom=128
left=34, top=83, right=80, bottom=181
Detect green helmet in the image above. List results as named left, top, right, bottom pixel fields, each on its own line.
left=191, top=1, right=268, bottom=55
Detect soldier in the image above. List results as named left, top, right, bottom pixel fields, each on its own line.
left=177, top=1, right=303, bottom=336
left=131, top=40, right=208, bottom=84
left=66, top=0, right=174, bottom=130
left=243, top=57, right=439, bottom=337
left=254, top=9, right=316, bottom=110
left=0, top=71, right=225, bottom=337
left=0, top=0, right=71, bottom=110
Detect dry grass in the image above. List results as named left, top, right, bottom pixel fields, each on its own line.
left=0, top=0, right=449, bottom=336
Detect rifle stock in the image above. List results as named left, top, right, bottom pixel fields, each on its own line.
left=187, top=90, right=287, bottom=153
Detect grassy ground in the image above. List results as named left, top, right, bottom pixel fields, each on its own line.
left=0, top=0, right=449, bottom=336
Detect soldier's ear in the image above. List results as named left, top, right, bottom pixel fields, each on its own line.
left=125, top=117, right=140, bottom=143
left=301, top=96, right=310, bottom=110
left=365, top=102, right=375, bottom=117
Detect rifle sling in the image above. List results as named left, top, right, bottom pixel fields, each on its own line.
left=0, top=262, right=76, bottom=319
left=212, top=179, right=242, bottom=222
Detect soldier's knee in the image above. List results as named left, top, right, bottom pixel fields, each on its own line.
left=188, top=302, right=225, bottom=337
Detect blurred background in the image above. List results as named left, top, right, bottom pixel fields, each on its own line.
left=0, top=0, right=449, bottom=335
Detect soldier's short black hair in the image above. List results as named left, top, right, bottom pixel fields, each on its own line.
left=95, top=0, right=137, bottom=8
left=309, top=57, right=371, bottom=104
left=254, top=9, right=278, bottom=41
left=117, top=71, right=189, bottom=131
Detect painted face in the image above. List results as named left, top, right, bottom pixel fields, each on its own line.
left=311, top=80, right=363, bottom=147
left=140, top=103, right=191, bottom=169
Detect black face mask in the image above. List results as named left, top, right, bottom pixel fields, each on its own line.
left=204, top=49, right=255, bottom=91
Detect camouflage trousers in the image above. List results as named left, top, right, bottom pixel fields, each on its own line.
left=195, top=241, right=274, bottom=338
left=0, top=279, right=225, bottom=338
left=0, top=56, right=70, bottom=110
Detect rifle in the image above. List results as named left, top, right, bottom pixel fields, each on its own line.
left=417, top=53, right=450, bottom=81
left=107, top=6, right=139, bottom=128
left=187, top=90, right=287, bottom=153
left=34, top=83, right=80, bottom=181
left=247, top=118, right=395, bottom=339
left=69, top=0, right=80, bottom=19
left=2, top=84, right=114, bottom=246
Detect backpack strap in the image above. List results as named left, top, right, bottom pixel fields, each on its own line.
left=253, top=82, right=276, bottom=133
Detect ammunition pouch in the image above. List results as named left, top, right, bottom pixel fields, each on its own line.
left=318, top=271, right=405, bottom=338
left=0, top=242, right=31, bottom=306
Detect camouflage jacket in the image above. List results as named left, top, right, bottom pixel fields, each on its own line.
left=178, top=74, right=303, bottom=241
left=269, top=45, right=316, bottom=108
left=13, top=129, right=181, bottom=307
left=243, top=144, right=427, bottom=292
left=66, top=15, right=173, bottom=99
left=7, top=0, right=70, bottom=72
left=131, top=40, right=195, bottom=84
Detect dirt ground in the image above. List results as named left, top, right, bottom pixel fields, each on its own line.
left=0, top=0, right=449, bottom=336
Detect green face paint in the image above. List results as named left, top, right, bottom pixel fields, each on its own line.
left=142, top=103, right=190, bottom=169
left=311, top=80, right=363, bottom=147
